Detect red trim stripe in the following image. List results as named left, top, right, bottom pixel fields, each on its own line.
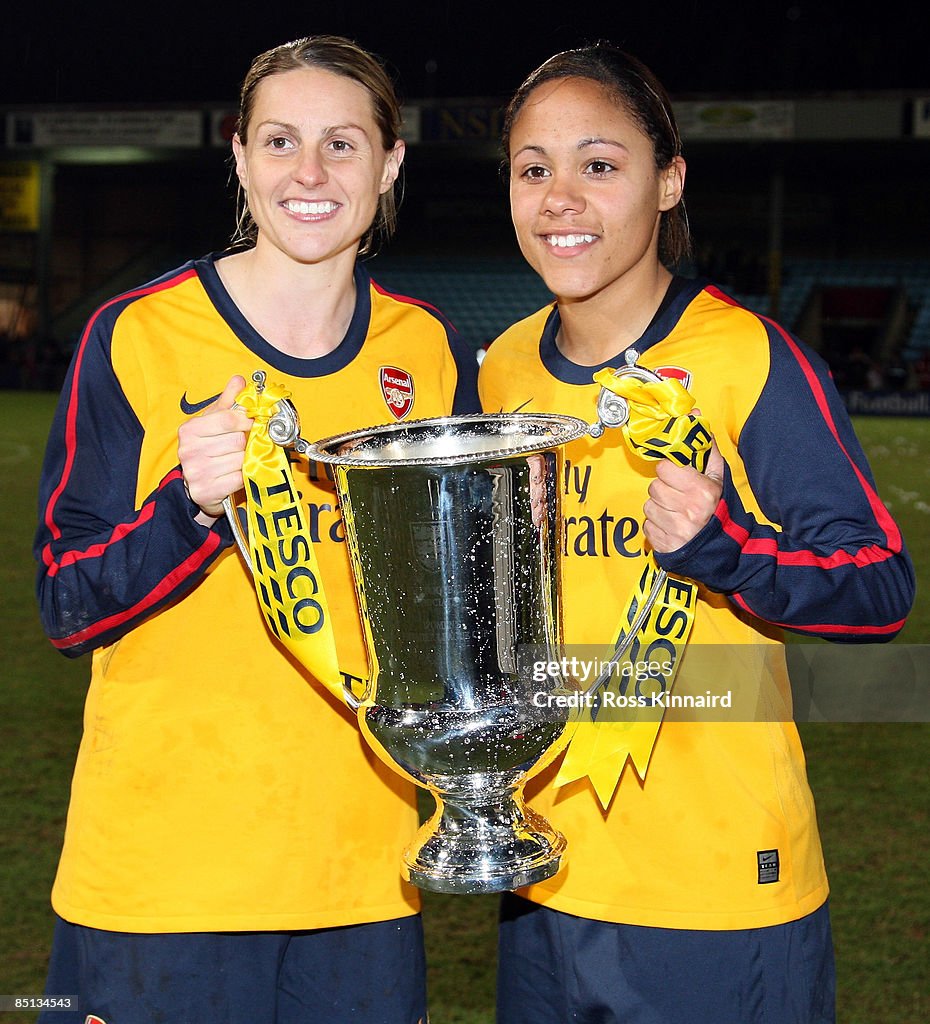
left=51, top=530, right=222, bottom=649
left=706, top=285, right=902, bottom=560
left=704, top=286, right=905, bottom=636
left=44, top=469, right=185, bottom=575
left=370, top=279, right=459, bottom=331
left=37, top=268, right=217, bottom=650
left=40, top=269, right=198, bottom=559
left=45, top=502, right=155, bottom=574
left=742, top=539, right=892, bottom=569
left=714, top=501, right=896, bottom=570
left=731, top=592, right=905, bottom=636
left=715, top=503, right=750, bottom=546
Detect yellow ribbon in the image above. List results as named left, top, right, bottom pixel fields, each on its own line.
left=555, top=370, right=712, bottom=808
left=593, top=370, right=713, bottom=473
left=237, top=378, right=344, bottom=701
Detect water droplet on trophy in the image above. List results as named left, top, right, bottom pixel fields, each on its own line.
left=303, top=413, right=588, bottom=893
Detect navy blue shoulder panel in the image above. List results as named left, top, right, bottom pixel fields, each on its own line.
left=539, top=276, right=706, bottom=385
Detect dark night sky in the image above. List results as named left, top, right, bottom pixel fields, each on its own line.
left=2, top=1, right=928, bottom=107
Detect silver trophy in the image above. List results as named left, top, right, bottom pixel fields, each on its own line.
left=305, top=413, right=589, bottom=893
left=224, top=359, right=666, bottom=893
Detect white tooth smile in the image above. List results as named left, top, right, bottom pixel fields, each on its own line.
left=545, top=233, right=596, bottom=248
left=285, top=200, right=338, bottom=215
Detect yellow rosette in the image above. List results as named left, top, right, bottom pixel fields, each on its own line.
left=235, top=377, right=344, bottom=702
left=596, top=370, right=712, bottom=473
left=555, top=369, right=712, bottom=808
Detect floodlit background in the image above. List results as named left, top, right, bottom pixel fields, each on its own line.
left=1, top=3, right=928, bottom=1021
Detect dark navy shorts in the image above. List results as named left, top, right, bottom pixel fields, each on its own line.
left=497, top=893, right=835, bottom=1024
left=40, top=913, right=427, bottom=1024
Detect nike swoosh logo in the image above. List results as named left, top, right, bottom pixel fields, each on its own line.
left=180, top=391, right=221, bottom=415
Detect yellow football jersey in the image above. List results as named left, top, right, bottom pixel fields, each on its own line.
left=36, top=255, right=478, bottom=932
left=479, top=278, right=912, bottom=928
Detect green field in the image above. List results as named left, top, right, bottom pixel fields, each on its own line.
left=0, top=392, right=927, bottom=1023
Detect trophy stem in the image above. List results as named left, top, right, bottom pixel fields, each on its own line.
left=303, top=413, right=590, bottom=895
left=403, top=786, right=566, bottom=895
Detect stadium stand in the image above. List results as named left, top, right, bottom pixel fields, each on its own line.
left=369, top=256, right=555, bottom=354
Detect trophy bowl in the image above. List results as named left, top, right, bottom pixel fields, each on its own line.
left=305, top=413, right=589, bottom=894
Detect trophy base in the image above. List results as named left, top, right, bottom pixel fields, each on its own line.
left=402, top=795, right=567, bottom=895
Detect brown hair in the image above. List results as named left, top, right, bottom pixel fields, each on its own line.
left=502, top=43, right=691, bottom=267
left=233, top=35, right=403, bottom=255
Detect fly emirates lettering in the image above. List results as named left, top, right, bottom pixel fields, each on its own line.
left=298, top=453, right=346, bottom=544
left=297, top=456, right=644, bottom=556
left=562, top=459, right=642, bottom=558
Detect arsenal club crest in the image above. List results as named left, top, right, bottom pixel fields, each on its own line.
left=655, top=365, right=692, bottom=389
left=380, top=366, right=414, bottom=420
left=410, top=519, right=446, bottom=572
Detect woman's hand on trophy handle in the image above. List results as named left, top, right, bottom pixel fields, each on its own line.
left=642, top=439, right=725, bottom=553
left=178, top=375, right=253, bottom=523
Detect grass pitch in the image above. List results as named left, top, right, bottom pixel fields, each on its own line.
left=0, top=391, right=926, bottom=1023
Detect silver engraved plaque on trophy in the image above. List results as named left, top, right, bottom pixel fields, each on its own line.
left=304, top=413, right=589, bottom=894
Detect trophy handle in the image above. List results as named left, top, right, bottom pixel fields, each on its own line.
left=221, top=367, right=305, bottom=574
left=580, top=567, right=669, bottom=700
left=588, top=348, right=662, bottom=438
left=220, top=372, right=362, bottom=712
left=582, top=349, right=670, bottom=694
left=583, top=348, right=703, bottom=696
left=340, top=684, right=362, bottom=712
left=222, top=493, right=362, bottom=711
left=223, top=495, right=253, bottom=574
